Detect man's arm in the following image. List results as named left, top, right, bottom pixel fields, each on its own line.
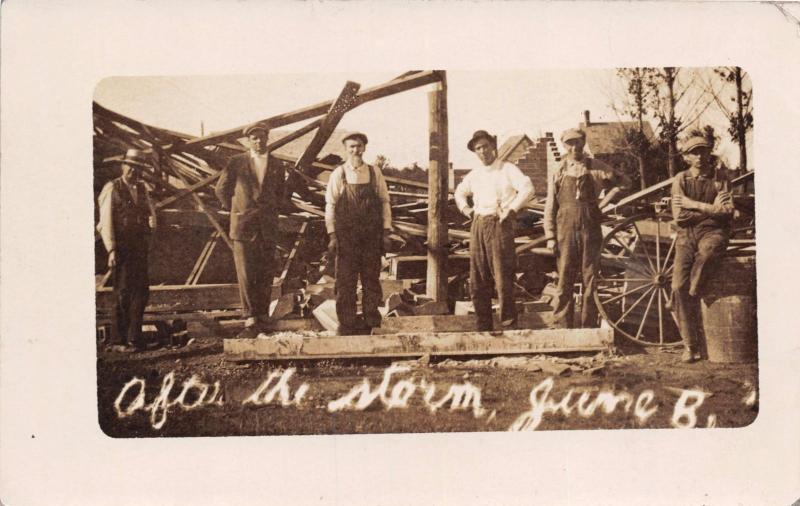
left=373, top=166, right=393, bottom=231
left=504, top=162, right=535, bottom=212
left=214, top=158, right=236, bottom=210
left=454, top=172, right=473, bottom=216
left=324, top=168, right=342, bottom=234
left=97, top=182, right=116, bottom=253
left=543, top=170, right=558, bottom=240
left=595, top=159, right=632, bottom=193
left=671, top=174, right=707, bottom=226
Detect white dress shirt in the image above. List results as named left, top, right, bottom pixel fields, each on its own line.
left=454, top=160, right=535, bottom=217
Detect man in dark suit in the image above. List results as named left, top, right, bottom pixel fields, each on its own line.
left=97, top=148, right=158, bottom=352
left=215, top=123, right=286, bottom=338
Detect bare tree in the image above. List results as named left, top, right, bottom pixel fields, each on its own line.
left=615, top=68, right=657, bottom=189
left=703, top=67, right=753, bottom=173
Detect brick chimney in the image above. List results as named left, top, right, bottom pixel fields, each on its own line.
left=583, top=110, right=591, bottom=126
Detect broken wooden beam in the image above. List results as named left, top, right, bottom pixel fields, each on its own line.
left=374, top=311, right=550, bottom=334
left=223, top=326, right=613, bottom=361
left=426, top=73, right=449, bottom=302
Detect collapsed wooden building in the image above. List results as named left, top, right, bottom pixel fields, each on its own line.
left=94, top=70, right=756, bottom=361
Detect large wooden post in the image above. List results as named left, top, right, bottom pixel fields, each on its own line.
left=426, top=71, right=449, bottom=302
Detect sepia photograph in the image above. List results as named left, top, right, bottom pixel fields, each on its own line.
left=93, top=68, right=757, bottom=436
left=3, top=1, right=799, bottom=504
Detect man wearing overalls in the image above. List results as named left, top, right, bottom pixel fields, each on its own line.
left=325, top=132, right=393, bottom=335
left=544, top=128, right=631, bottom=329
left=671, top=133, right=733, bottom=362
left=97, top=148, right=158, bottom=352
left=455, top=130, right=534, bottom=332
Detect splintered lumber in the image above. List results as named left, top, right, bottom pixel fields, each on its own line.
left=177, top=71, right=441, bottom=152
left=295, top=81, right=360, bottom=172
left=96, top=283, right=282, bottom=315
left=188, top=317, right=324, bottom=339
left=223, top=326, right=613, bottom=361
left=390, top=255, right=470, bottom=279
left=427, top=74, right=449, bottom=302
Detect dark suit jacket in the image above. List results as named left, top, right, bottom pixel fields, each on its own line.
left=215, top=152, right=286, bottom=242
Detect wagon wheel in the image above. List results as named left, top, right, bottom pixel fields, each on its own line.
left=594, top=212, right=682, bottom=346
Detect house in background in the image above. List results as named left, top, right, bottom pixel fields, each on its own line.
left=578, top=110, right=656, bottom=177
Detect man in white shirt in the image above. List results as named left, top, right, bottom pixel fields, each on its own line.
left=455, top=130, right=534, bottom=331
left=544, top=128, right=631, bottom=329
left=325, top=132, right=393, bottom=334
left=215, top=123, right=286, bottom=338
left=97, top=148, right=158, bottom=351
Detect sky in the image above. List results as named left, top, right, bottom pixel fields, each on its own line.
left=94, top=69, right=753, bottom=171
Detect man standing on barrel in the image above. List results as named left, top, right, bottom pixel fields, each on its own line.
left=325, top=132, right=393, bottom=335
left=455, top=130, right=534, bottom=332
left=671, top=132, right=733, bottom=363
left=97, top=148, right=158, bottom=352
left=544, top=128, right=631, bottom=329
left=216, top=123, right=286, bottom=339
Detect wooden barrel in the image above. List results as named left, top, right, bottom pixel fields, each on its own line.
left=701, top=255, right=757, bottom=363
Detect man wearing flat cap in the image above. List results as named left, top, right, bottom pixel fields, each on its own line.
left=544, top=128, right=631, bottom=329
left=215, top=123, right=286, bottom=338
left=670, top=131, right=733, bottom=363
left=325, top=132, right=393, bottom=335
left=97, top=148, right=158, bottom=351
left=455, top=130, right=534, bottom=332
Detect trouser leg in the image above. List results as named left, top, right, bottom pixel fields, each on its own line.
left=580, top=224, right=602, bottom=328
left=259, top=237, right=277, bottom=320
left=233, top=239, right=267, bottom=320
left=335, top=235, right=359, bottom=330
left=111, top=262, right=129, bottom=345
left=470, top=217, right=495, bottom=331
left=126, top=250, right=149, bottom=346
left=492, top=216, right=518, bottom=325
left=689, top=230, right=728, bottom=296
left=552, top=215, right=579, bottom=328
left=360, top=232, right=383, bottom=327
left=672, top=231, right=699, bottom=350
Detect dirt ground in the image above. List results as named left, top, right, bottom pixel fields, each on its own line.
left=96, top=333, right=758, bottom=438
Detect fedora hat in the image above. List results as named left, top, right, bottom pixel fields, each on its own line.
left=342, top=132, right=368, bottom=145
left=243, top=122, right=269, bottom=136
left=120, top=148, right=152, bottom=168
left=467, top=130, right=497, bottom=152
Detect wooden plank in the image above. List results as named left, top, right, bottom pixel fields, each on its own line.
left=374, top=312, right=549, bottom=334
left=390, top=255, right=470, bottom=279
left=186, top=231, right=220, bottom=285
left=278, top=222, right=307, bottom=286
left=426, top=75, right=449, bottom=302
left=96, top=283, right=281, bottom=315
left=188, top=318, right=324, bottom=339
left=223, top=326, right=613, bottom=361
left=173, top=167, right=234, bottom=251
left=295, top=81, right=360, bottom=172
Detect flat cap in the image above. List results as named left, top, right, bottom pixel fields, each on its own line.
left=467, top=130, right=497, bottom=152
left=561, top=128, right=586, bottom=144
left=342, top=132, right=368, bottom=145
left=243, top=123, right=269, bottom=136
left=682, top=135, right=713, bottom=153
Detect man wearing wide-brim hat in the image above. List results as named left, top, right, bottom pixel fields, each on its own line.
left=325, top=131, right=393, bottom=335
left=215, top=122, right=287, bottom=338
left=544, top=128, right=631, bottom=329
left=455, top=130, right=534, bottom=332
left=670, top=131, right=734, bottom=363
left=97, top=148, right=158, bottom=352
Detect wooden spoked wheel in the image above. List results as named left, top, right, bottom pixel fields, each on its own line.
left=594, top=213, right=682, bottom=346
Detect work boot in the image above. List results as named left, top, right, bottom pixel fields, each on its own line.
left=236, top=325, right=260, bottom=339
left=681, top=348, right=697, bottom=363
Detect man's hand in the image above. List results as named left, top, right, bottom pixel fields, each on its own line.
left=148, top=215, right=157, bottom=229
left=382, top=233, right=393, bottom=253
left=712, top=191, right=733, bottom=214
left=108, top=251, right=117, bottom=268
left=546, top=239, right=556, bottom=251
left=499, top=207, right=514, bottom=223
left=672, top=194, right=692, bottom=210
left=328, top=234, right=338, bottom=255
left=463, top=206, right=474, bottom=219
